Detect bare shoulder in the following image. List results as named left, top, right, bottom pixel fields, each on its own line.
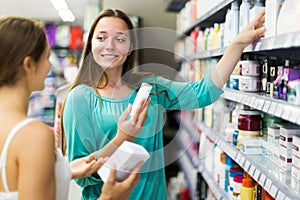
left=12, top=120, right=55, bottom=155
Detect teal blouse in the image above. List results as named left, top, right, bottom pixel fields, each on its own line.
left=63, top=75, right=223, bottom=200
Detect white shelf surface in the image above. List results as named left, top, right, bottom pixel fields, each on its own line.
left=244, top=32, right=300, bottom=52
left=197, top=122, right=300, bottom=200
left=222, top=87, right=300, bottom=126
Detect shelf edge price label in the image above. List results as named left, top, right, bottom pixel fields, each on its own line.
left=236, top=93, right=242, bottom=102
left=256, top=99, right=265, bottom=110
left=289, top=107, right=300, bottom=124
left=276, top=191, right=285, bottom=200
left=244, top=160, right=251, bottom=171
left=239, top=156, right=246, bottom=166
left=268, top=102, right=277, bottom=114
left=249, top=165, right=256, bottom=177
left=242, top=94, right=249, bottom=105
left=282, top=105, right=292, bottom=121
left=274, top=104, right=284, bottom=117
left=236, top=153, right=242, bottom=163
left=253, top=169, right=261, bottom=181
left=265, top=178, right=273, bottom=192
left=270, top=185, right=278, bottom=198
left=249, top=96, right=256, bottom=108
left=259, top=173, right=266, bottom=186
left=262, top=100, right=271, bottom=112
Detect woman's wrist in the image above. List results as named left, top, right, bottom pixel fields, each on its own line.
left=230, top=38, right=248, bottom=50
left=113, top=129, right=134, bottom=146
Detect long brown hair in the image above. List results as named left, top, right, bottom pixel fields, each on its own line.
left=0, top=16, right=46, bottom=86
left=61, top=9, right=142, bottom=154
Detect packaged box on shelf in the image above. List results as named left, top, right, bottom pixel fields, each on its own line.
left=292, top=161, right=300, bottom=179
left=262, top=139, right=280, bottom=164
left=279, top=166, right=292, bottom=185
left=279, top=145, right=293, bottom=160
left=292, top=155, right=300, bottom=168
left=268, top=127, right=280, bottom=145
left=292, top=135, right=300, bottom=159
left=279, top=126, right=300, bottom=149
left=239, top=137, right=264, bottom=155
left=279, top=150, right=292, bottom=170
left=291, top=175, right=300, bottom=193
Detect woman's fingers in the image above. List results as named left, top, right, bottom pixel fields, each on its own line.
left=252, top=9, right=265, bottom=28
left=86, top=153, right=96, bottom=162
left=106, top=164, right=117, bottom=185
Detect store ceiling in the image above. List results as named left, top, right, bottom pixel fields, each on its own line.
left=0, top=0, right=89, bottom=25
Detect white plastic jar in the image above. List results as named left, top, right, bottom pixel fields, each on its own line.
left=239, top=60, right=261, bottom=76
left=239, top=76, right=261, bottom=92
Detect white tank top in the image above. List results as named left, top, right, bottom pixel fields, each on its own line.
left=0, top=118, right=72, bottom=200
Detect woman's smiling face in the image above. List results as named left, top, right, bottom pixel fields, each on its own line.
left=91, top=17, right=131, bottom=70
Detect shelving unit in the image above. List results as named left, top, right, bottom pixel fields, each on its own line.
left=173, top=0, right=300, bottom=199
left=196, top=121, right=300, bottom=200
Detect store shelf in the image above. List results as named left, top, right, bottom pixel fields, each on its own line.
left=197, top=121, right=300, bottom=200
left=222, top=87, right=300, bottom=126
left=177, top=151, right=198, bottom=200
left=176, top=128, right=200, bottom=168
left=177, top=0, right=234, bottom=40
left=245, top=32, right=300, bottom=53
left=198, top=161, right=229, bottom=200
left=176, top=32, right=300, bottom=62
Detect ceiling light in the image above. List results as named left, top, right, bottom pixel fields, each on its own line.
left=50, top=0, right=75, bottom=22
left=50, top=0, right=68, bottom=10
left=58, top=9, right=75, bottom=22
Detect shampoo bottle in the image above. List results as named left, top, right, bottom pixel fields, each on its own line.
left=250, top=0, right=265, bottom=22
left=265, top=0, right=284, bottom=37
left=239, top=0, right=252, bottom=32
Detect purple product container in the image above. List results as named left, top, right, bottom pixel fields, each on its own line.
left=45, top=24, right=56, bottom=48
